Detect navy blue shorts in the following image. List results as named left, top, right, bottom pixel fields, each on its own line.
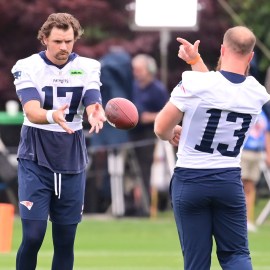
left=170, top=167, right=252, bottom=270
left=18, top=159, right=86, bottom=224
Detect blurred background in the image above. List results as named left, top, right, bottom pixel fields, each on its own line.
left=1, top=1, right=270, bottom=269
left=0, top=0, right=270, bottom=217
left=0, top=0, right=269, bottom=108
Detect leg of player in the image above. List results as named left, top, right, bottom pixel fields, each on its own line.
left=51, top=223, right=78, bottom=270
left=16, top=219, right=47, bottom=270
left=213, top=170, right=253, bottom=270
left=50, top=171, right=85, bottom=270
left=170, top=171, right=213, bottom=269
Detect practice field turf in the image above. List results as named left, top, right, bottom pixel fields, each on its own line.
left=1, top=199, right=270, bottom=270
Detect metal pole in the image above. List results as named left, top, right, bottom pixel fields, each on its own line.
left=160, top=28, right=171, bottom=88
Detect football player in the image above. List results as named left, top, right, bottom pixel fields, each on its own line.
left=155, top=26, right=270, bottom=270
left=12, top=13, right=106, bottom=270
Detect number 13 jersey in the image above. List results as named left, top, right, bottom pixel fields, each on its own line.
left=170, top=70, right=270, bottom=169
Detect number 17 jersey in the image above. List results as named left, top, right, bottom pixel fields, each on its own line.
left=170, top=70, right=270, bottom=169
left=11, top=52, right=102, bottom=173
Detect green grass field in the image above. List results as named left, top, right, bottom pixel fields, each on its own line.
left=1, top=199, right=270, bottom=270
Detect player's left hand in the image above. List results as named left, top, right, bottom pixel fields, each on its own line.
left=169, top=125, right=182, bottom=146
left=88, top=103, right=106, bottom=134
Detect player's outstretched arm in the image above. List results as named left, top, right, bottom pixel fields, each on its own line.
left=87, top=103, right=106, bottom=134
left=176, top=37, right=209, bottom=72
left=23, top=100, right=75, bottom=134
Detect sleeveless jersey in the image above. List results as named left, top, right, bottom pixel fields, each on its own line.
left=170, top=71, right=270, bottom=169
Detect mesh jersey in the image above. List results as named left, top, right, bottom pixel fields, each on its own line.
left=11, top=52, right=102, bottom=173
left=170, top=71, right=270, bottom=169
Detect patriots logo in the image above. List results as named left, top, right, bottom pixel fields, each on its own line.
left=20, top=201, right=33, bottom=210
left=180, top=84, right=186, bottom=93
left=13, top=71, right=22, bottom=80
left=177, top=81, right=186, bottom=93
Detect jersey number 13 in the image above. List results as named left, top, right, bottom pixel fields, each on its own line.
left=194, top=109, right=252, bottom=157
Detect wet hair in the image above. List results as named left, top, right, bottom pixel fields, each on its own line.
left=223, top=26, right=256, bottom=55
left=37, top=13, right=84, bottom=45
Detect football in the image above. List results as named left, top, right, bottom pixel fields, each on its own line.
left=105, top=98, right=139, bottom=130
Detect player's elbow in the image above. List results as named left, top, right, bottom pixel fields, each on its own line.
left=23, top=100, right=43, bottom=124
left=25, top=111, right=35, bottom=123
left=25, top=109, right=43, bottom=124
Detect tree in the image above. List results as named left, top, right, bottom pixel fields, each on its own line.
left=225, top=0, right=270, bottom=80
left=0, top=0, right=232, bottom=109
left=0, top=0, right=160, bottom=108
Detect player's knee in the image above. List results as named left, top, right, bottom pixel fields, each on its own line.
left=52, top=223, right=77, bottom=247
left=21, top=219, right=47, bottom=249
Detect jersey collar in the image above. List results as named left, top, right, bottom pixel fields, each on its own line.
left=219, top=70, right=246, bottom=84
left=39, top=51, right=78, bottom=69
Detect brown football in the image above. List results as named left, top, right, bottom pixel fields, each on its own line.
left=105, top=98, right=139, bottom=130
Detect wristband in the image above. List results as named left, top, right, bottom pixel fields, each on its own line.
left=46, top=110, right=56, bottom=124
left=186, top=54, right=201, bottom=65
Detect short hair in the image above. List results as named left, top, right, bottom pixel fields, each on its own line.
left=37, top=13, right=84, bottom=45
left=132, top=54, right=157, bottom=75
left=223, top=26, right=256, bottom=55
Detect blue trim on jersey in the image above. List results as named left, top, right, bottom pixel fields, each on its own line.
left=17, top=87, right=41, bottom=106
left=38, top=51, right=78, bottom=69
left=220, top=70, right=246, bottom=83
left=82, top=89, right=102, bottom=107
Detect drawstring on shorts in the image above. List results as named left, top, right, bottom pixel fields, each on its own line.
left=54, top=173, right=62, bottom=199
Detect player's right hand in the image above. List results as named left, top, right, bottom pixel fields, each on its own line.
left=53, top=104, right=75, bottom=134
left=176, top=37, right=200, bottom=63
left=88, top=103, right=106, bottom=134
left=169, top=125, right=182, bottom=147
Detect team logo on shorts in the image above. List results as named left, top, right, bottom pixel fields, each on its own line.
left=20, top=201, right=34, bottom=210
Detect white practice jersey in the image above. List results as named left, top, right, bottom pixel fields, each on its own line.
left=170, top=71, right=270, bottom=169
left=12, top=52, right=101, bottom=132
